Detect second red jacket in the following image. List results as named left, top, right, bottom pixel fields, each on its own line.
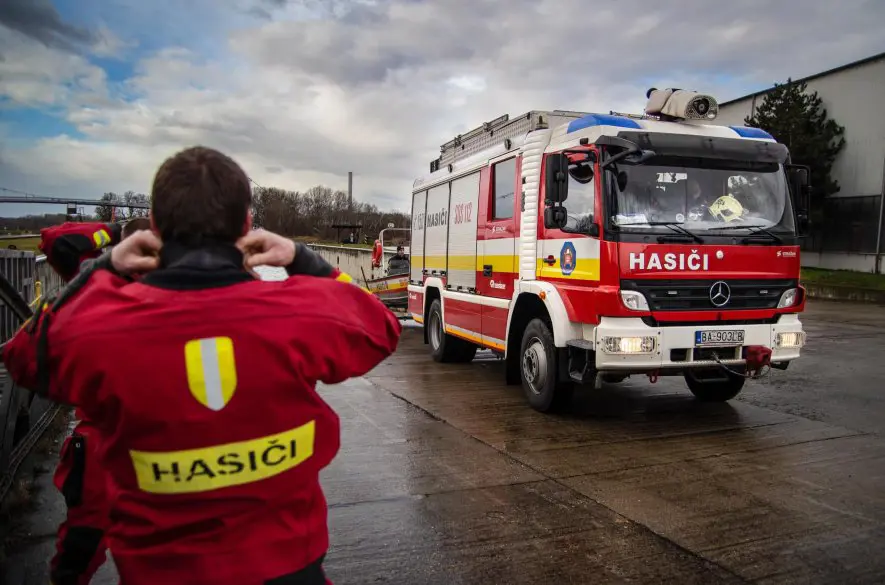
left=39, top=221, right=121, bottom=282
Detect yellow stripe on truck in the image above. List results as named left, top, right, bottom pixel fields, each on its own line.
left=536, top=257, right=601, bottom=281
left=415, top=254, right=601, bottom=280
left=419, top=254, right=518, bottom=272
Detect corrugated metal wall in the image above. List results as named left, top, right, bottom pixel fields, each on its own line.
left=717, top=56, right=885, bottom=256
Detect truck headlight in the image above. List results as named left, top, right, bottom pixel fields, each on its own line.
left=777, top=288, right=799, bottom=308
left=620, top=290, right=649, bottom=311
left=600, top=336, right=657, bottom=354
left=776, top=332, right=805, bottom=348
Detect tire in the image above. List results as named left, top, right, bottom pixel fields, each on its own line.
left=519, top=318, right=573, bottom=412
left=427, top=299, right=477, bottom=363
left=684, top=367, right=746, bottom=402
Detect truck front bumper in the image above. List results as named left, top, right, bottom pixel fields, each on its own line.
left=588, top=314, right=805, bottom=371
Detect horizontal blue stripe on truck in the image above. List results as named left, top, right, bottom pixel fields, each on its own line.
left=729, top=126, right=775, bottom=140
left=567, top=113, right=642, bottom=133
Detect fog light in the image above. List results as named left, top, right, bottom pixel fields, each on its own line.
left=777, top=288, right=799, bottom=308
left=776, top=332, right=805, bottom=348
left=601, top=336, right=657, bottom=354
left=620, top=290, right=650, bottom=311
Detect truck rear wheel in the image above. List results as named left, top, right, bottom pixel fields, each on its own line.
left=520, top=318, right=573, bottom=413
left=427, top=298, right=477, bottom=363
left=684, top=367, right=746, bottom=402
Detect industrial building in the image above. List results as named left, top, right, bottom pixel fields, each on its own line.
left=716, top=51, right=885, bottom=272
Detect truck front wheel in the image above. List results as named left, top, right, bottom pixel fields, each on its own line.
left=427, top=298, right=477, bottom=363
left=520, top=318, right=573, bottom=413
left=683, top=367, right=746, bottom=402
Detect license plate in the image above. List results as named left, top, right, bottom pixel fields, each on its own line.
left=695, top=329, right=745, bottom=346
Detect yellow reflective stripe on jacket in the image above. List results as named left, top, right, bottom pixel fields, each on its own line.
left=129, top=420, right=316, bottom=494
left=184, top=337, right=237, bottom=412
left=92, top=229, right=111, bottom=249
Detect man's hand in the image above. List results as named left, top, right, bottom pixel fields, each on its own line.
left=110, top=230, right=162, bottom=275
left=237, top=228, right=296, bottom=269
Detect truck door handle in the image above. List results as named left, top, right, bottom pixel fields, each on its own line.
left=483, top=265, right=492, bottom=277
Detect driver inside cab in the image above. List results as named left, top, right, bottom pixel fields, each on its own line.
left=619, top=168, right=668, bottom=222
left=685, top=178, right=711, bottom=220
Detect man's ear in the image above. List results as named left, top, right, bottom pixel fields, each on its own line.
left=243, top=210, right=253, bottom=235
left=149, top=212, right=158, bottom=234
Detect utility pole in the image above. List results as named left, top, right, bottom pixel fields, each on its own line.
left=347, top=171, right=353, bottom=211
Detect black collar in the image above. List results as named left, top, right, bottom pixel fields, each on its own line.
left=140, top=242, right=255, bottom=290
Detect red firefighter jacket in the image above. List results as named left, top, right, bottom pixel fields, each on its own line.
left=2, top=242, right=402, bottom=585
left=39, top=221, right=121, bottom=429
left=39, top=222, right=122, bottom=283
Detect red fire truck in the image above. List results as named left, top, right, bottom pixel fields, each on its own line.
left=407, top=88, right=810, bottom=413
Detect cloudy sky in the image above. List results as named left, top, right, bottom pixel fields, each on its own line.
left=2, top=0, right=884, bottom=218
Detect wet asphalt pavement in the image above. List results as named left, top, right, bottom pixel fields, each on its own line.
left=4, top=299, right=885, bottom=584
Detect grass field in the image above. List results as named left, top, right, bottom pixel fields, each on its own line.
left=0, top=236, right=41, bottom=253
left=801, top=267, right=885, bottom=291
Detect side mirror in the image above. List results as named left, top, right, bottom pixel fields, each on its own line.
left=544, top=154, right=569, bottom=205
left=636, top=149, right=656, bottom=164
left=544, top=207, right=567, bottom=229
left=786, top=165, right=812, bottom=230
left=786, top=166, right=809, bottom=199
left=796, top=211, right=811, bottom=236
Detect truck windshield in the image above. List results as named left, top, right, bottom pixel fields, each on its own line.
left=610, top=157, right=796, bottom=236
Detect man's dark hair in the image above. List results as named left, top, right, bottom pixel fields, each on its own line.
left=122, top=217, right=151, bottom=239
left=151, top=146, right=252, bottom=247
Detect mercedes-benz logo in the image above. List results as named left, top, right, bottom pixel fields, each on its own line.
left=709, top=281, right=731, bottom=307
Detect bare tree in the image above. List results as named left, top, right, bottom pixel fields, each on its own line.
left=95, top=191, right=150, bottom=222
left=95, top=192, right=119, bottom=222
left=251, top=184, right=410, bottom=242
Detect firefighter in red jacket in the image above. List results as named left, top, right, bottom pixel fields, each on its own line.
left=39, top=216, right=150, bottom=585
left=3, top=146, right=401, bottom=585
left=40, top=219, right=133, bottom=282
left=40, top=218, right=152, bottom=282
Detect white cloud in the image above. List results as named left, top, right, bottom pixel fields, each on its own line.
left=91, top=23, right=139, bottom=58
left=0, top=28, right=108, bottom=108
left=2, top=0, right=885, bottom=215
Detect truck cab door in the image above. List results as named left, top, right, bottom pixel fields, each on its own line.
left=478, top=154, right=521, bottom=350
left=537, top=150, right=602, bottom=285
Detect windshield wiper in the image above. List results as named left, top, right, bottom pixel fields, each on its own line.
left=714, top=224, right=783, bottom=244
left=642, top=221, right=704, bottom=244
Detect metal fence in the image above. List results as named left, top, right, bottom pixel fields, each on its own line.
left=0, top=251, right=65, bottom=502
left=801, top=194, right=884, bottom=253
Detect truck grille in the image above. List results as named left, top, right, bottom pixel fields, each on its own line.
left=621, top=279, right=798, bottom=312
